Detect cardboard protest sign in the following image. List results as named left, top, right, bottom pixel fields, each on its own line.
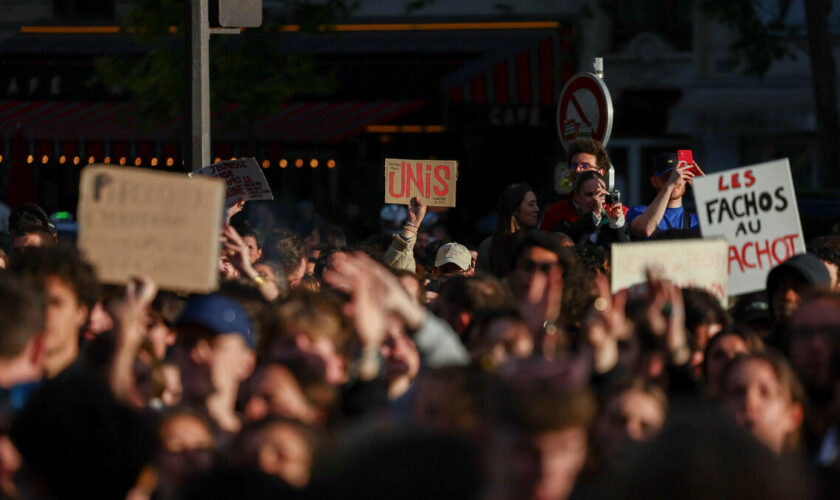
left=189, top=157, right=273, bottom=207
left=692, top=159, right=805, bottom=296
left=611, top=239, right=729, bottom=305
left=384, top=158, right=457, bottom=207
left=78, top=165, right=225, bottom=293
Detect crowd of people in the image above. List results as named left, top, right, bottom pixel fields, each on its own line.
left=1, top=137, right=840, bottom=499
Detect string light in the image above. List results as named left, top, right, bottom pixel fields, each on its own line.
left=104, top=156, right=111, bottom=164
left=59, top=155, right=66, bottom=164
left=119, top=157, right=126, bottom=165
left=261, top=159, right=270, bottom=168
left=27, top=155, right=34, bottom=164
left=327, top=159, right=336, bottom=168
left=151, top=158, right=159, bottom=167
left=309, top=159, right=318, bottom=168
left=295, top=158, right=303, bottom=168
left=88, top=156, right=95, bottom=164
left=214, top=157, right=221, bottom=163
left=41, top=155, right=49, bottom=164
left=134, top=157, right=142, bottom=166
left=279, top=159, right=288, bottom=168
left=165, top=157, right=174, bottom=167
left=73, top=156, right=80, bottom=165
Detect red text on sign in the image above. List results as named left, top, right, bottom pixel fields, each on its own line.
left=388, top=162, right=451, bottom=199
left=717, top=169, right=756, bottom=191
left=728, top=233, right=801, bottom=274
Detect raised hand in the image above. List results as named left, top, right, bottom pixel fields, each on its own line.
left=582, top=273, right=629, bottom=373
left=107, top=275, right=158, bottom=402
left=643, top=270, right=690, bottom=365
left=406, top=196, right=427, bottom=228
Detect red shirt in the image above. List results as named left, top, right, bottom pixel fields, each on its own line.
left=539, top=193, right=629, bottom=232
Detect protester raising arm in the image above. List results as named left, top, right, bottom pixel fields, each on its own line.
left=325, top=252, right=468, bottom=369
left=107, top=275, right=157, bottom=404
left=630, top=163, right=695, bottom=239
left=581, top=274, right=629, bottom=375
left=222, top=224, right=281, bottom=302
left=383, top=197, right=427, bottom=272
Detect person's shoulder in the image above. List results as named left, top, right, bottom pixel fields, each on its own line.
left=540, top=200, right=572, bottom=230
left=689, top=210, right=700, bottom=225
left=626, top=205, right=646, bottom=220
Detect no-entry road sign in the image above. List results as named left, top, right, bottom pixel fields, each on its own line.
left=557, top=72, right=613, bottom=153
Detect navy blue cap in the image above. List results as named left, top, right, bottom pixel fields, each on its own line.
left=176, top=293, right=254, bottom=348
left=650, top=152, right=679, bottom=177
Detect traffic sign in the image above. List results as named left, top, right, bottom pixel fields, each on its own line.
left=556, top=72, right=613, bottom=153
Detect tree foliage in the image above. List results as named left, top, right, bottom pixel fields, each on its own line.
left=700, top=0, right=801, bottom=76
left=92, top=0, right=358, bottom=133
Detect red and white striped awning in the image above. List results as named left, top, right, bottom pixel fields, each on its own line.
left=443, top=30, right=573, bottom=106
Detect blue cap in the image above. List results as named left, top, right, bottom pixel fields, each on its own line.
left=176, top=293, right=254, bottom=348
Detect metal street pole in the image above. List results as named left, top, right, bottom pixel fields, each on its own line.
left=190, top=0, right=210, bottom=171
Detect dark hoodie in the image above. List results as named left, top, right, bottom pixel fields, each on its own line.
left=765, top=252, right=831, bottom=353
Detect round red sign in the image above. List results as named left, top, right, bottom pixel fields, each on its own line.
left=556, top=72, right=613, bottom=153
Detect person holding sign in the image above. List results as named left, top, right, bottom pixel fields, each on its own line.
left=627, top=152, right=703, bottom=240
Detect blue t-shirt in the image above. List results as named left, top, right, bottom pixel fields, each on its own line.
left=626, top=205, right=699, bottom=238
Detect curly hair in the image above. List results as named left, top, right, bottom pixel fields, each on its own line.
left=808, top=234, right=840, bottom=271
left=568, top=138, right=611, bottom=173
left=10, top=243, right=99, bottom=310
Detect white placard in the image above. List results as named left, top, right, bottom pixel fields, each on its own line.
left=189, top=157, right=274, bottom=207
left=691, top=159, right=805, bottom=296
left=611, top=239, right=729, bottom=305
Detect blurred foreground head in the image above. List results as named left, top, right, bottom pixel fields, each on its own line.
left=596, top=407, right=814, bottom=500
left=0, top=272, right=46, bottom=387
left=11, top=370, right=154, bottom=499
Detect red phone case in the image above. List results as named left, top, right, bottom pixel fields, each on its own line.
left=677, top=150, right=699, bottom=176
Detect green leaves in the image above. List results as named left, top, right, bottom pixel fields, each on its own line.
left=92, top=0, right=353, bottom=133
left=700, top=0, right=801, bottom=76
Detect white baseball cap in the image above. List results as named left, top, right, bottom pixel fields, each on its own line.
left=435, top=242, right=471, bottom=270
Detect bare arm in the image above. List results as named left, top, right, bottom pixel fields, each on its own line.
left=629, top=185, right=675, bottom=239
left=223, top=225, right=281, bottom=301
left=629, top=165, right=694, bottom=239
left=109, top=277, right=157, bottom=403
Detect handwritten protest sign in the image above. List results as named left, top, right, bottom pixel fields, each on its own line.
left=189, top=157, right=273, bottom=207
left=611, top=239, right=729, bottom=305
left=692, top=159, right=805, bottom=296
left=78, top=165, right=225, bottom=293
left=384, top=158, right=458, bottom=207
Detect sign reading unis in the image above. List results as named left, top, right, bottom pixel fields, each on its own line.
left=691, top=159, right=805, bottom=296
left=384, top=158, right=458, bottom=207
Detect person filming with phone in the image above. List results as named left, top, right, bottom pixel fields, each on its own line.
left=627, top=151, right=704, bottom=240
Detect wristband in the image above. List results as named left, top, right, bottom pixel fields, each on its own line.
left=406, top=221, right=416, bottom=227
left=253, top=275, right=268, bottom=288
